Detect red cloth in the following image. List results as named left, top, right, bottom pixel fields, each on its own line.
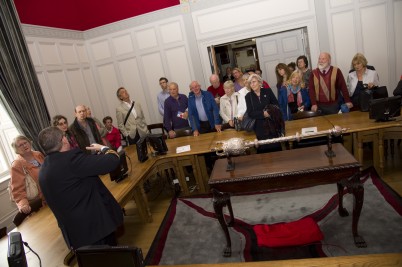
left=253, top=217, right=323, bottom=247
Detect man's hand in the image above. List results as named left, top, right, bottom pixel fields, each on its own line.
left=311, top=105, right=318, bottom=112
left=346, top=102, right=353, bottom=109
left=168, top=130, right=176, bottom=139
left=182, top=111, right=188, bottom=120
left=215, top=124, right=222, bottom=132
left=86, top=143, right=105, bottom=152
left=228, top=120, right=234, bottom=127
left=193, top=130, right=200, bottom=137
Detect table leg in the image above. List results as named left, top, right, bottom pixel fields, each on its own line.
left=211, top=189, right=234, bottom=257
left=337, top=173, right=366, bottom=248
left=133, top=182, right=153, bottom=223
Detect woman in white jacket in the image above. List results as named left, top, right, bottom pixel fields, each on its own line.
left=347, top=53, right=379, bottom=109
left=220, top=80, right=239, bottom=129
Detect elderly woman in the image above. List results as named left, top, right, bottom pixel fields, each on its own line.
left=10, top=135, right=45, bottom=214
left=220, top=80, right=239, bottom=129
left=245, top=74, right=284, bottom=153
left=275, top=63, right=292, bottom=95
left=52, top=115, right=78, bottom=149
left=278, top=71, right=311, bottom=121
left=347, top=53, right=379, bottom=109
left=236, top=73, right=251, bottom=120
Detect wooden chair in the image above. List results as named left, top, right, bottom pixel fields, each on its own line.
left=291, top=110, right=322, bottom=120
left=291, top=110, right=333, bottom=149
left=147, top=123, right=167, bottom=139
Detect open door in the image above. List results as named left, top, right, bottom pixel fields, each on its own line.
left=256, top=29, right=307, bottom=96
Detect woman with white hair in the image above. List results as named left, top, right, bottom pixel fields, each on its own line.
left=10, top=135, right=45, bottom=215
left=220, top=80, right=239, bottom=129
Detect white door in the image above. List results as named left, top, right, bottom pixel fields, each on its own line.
left=256, top=29, right=306, bottom=96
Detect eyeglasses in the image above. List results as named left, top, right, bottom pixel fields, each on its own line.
left=17, top=141, right=29, bottom=148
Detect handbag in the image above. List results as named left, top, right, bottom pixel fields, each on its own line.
left=136, top=137, right=149, bottom=163
left=241, top=113, right=256, bottom=132
left=8, top=166, right=39, bottom=202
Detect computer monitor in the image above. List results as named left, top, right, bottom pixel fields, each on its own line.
left=369, top=95, right=401, bottom=122
left=147, top=133, right=168, bottom=155
left=76, top=245, right=144, bottom=267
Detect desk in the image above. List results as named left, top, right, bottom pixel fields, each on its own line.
left=324, top=111, right=402, bottom=174
left=209, top=144, right=363, bottom=256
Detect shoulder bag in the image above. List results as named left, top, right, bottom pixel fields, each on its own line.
left=8, top=166, right=39, bottom=202
left=241, top=96, right=256, bottom=132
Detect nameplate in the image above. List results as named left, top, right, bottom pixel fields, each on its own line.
left=176, top=145, right=191, bottom=154
left=301, top=127, right=317, bottom=135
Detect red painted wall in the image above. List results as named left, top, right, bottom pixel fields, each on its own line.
left=13, top=0, right=180, bottom=31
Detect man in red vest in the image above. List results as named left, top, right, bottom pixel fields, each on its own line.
left=309, top=52, right=353, bottom=115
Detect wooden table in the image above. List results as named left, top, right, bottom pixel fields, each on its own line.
left=324, top=111, right=402, bottom=174
left=209, top=144, right=363, bottom=257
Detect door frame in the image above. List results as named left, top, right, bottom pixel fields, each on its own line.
left=198, top=19, right=320, bottom=87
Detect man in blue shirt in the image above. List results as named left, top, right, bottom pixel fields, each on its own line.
left=163, top=82, right=190, bottom=138
left=188, top=81, right=221, bottom=136
left=157, top=77, right=170, bottom=117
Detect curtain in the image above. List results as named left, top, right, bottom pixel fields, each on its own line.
left=0, top=0, right=50, bottom=151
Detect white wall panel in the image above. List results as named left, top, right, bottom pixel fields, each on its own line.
left=76, top=44, right=89, bottom=64
left=193, top=0, right=310, bottom=38
left=96, top=63, right=122, bottom=121
left=394, top=1, right=402, bottom=82
left=141, top=53, right=165, bottom=122
left=66, top=69, right=90, bottom=107
left=81, top=68, right=104, bottom=119
left=160, top=21, right=183, bottom=44
left=329, top=0, right=353, bottom=8
left=27, top=41, right=40, bottom=67
left=36, top=72, right=55, bottom=117
left=59, top=43, right=78, bottom=65
left=117, top=58, right=150, bottom=124
left=136, top=28, right=158, bottom=50
left=361, top=4, right=388, bottom=87
left=112, top=33, right=134, bottom=56
left=91, top=40, right=112, bottom=61
left=165, top=46, right=192, bottom=92
left=38, top=42, right=61, bottom=65
left=47, top=71, right=75, bottom=118
left=330, top=11, right=357, bottom=74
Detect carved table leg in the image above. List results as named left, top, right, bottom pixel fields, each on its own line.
left=211, top=188, right=233, bottom=257
left=337, top=173, right=366, bottom=248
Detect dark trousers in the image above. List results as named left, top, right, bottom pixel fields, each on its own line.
left=126, top=130, right=140, bottom=145
left=199, top=121, right=215, bottom=134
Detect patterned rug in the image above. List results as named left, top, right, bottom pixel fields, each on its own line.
left=145, top=167, right=402, bottom=265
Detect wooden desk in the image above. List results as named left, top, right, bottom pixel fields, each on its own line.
left=324, top=111, right=402, bottom=174
left=209, top=144, right=363, bottom=256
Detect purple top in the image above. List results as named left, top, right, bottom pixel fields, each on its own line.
left=163, top=94, right=189, bottom=131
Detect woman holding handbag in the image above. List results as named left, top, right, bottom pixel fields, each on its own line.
left=245, top=74, right=283, bottom=153
left=10, top=135, right=45, bottom=215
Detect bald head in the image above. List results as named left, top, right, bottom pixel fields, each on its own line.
left=318, top=52, right=331, bottom=70
left=209, top=74, right=220, bottom=89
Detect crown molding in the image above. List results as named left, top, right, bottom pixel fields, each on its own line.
left=21, top=24, right=85, bottom=40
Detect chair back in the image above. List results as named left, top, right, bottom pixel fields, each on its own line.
left=147, top=123, right=167, bottom=139
left=292, top=110, right=322, bottom=120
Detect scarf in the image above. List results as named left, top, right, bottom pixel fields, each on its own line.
left=287, top=85, right=303, bottom=107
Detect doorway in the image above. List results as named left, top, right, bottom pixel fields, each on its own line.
left=208, top=27, right=311, bottom=93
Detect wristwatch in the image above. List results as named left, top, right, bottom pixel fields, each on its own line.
left=101, top=146, right=110, bottom=154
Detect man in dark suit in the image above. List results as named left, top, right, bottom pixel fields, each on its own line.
left=38, top=126, right=123, bottom=251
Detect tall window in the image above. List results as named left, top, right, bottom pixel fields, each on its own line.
left=0, top=103, right=20, bottom=182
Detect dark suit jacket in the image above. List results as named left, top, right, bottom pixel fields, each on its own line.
left=39, top=148, right=123, bottom=249
left=393, top=80, right=402, bottom=96
left=245, top=88, right=279, bottom=140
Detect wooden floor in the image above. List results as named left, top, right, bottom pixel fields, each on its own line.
left=118, top=142, right=402, bottom=264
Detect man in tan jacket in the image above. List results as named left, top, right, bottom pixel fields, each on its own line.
left=116, top=87, right=149, bottom=145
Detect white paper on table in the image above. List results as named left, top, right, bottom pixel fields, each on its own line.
left=176, top=145, right=191, bottom=153
left=301, top=127, right=317, bottom=135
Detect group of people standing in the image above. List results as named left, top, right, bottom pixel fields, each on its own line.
left=7, top=50, right=398, bottom=258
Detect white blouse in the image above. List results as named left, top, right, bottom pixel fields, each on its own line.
left=236, top=87, right=250, bottom=118
left=347, top=68, right=380, bottom=96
